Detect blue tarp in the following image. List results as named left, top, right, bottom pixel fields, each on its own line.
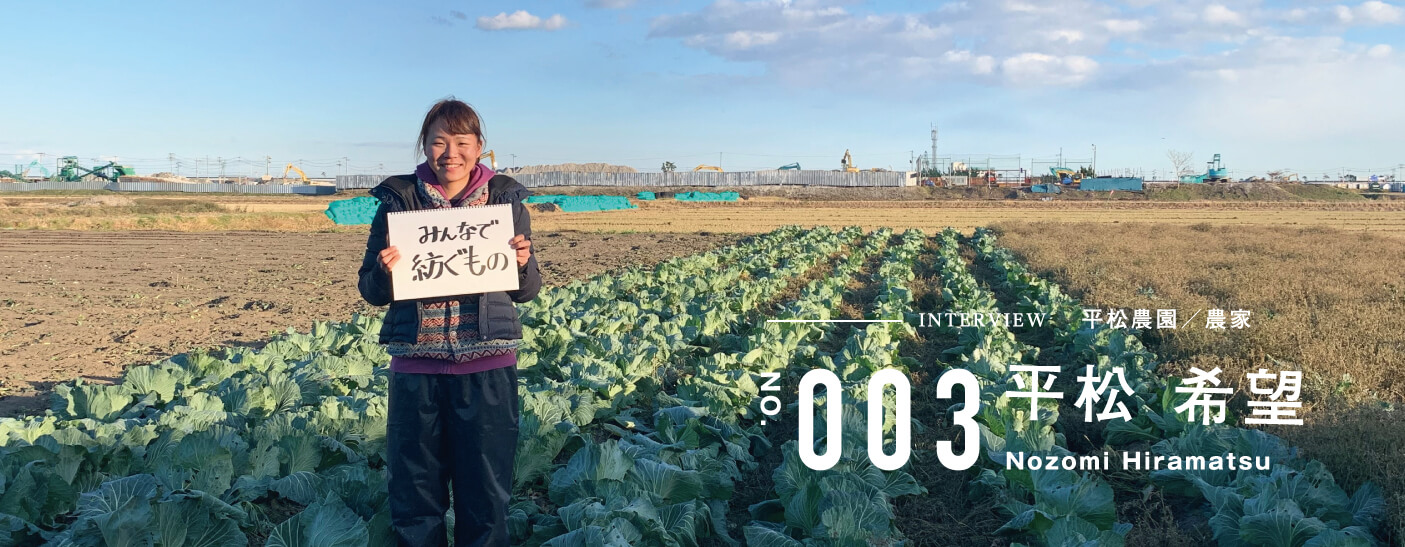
left=526, top=194, right=637, bottom=212
left=637, top=191, right=656, bottom=200
left=1079, top=177, right=1144, bottom=191
left=324, top=196, right=380, bottom=225
left=675, top=191, right=739, bottom=202
left=1030, top=184, right=1062, bottom=194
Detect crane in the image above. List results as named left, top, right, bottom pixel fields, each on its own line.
left=282, top=164, right=310, bottom=183
left=480, top=150, right=497, bottom=170
left=692, top=165, right=723, bottom=172
left=840, top=150, right=859, bottom=173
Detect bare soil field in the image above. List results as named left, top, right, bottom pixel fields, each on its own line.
left=0, top=229, right=739, bottom=416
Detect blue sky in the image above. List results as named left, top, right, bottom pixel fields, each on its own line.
left=3, top=0, right=1403, bottom=179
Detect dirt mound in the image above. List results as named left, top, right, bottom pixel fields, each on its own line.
left=67, top=195, right=136, bottom=207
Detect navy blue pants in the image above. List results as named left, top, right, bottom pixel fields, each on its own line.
left=386, top=367, right=520, bottom=547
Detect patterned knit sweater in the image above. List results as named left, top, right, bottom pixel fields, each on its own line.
left=387, top=162, right=519, bottom=375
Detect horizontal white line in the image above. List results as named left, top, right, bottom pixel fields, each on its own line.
left=766, top=319, right=904, bottom=323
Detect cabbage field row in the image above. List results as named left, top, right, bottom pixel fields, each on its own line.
left=0, top=226, right=1386, bottom=546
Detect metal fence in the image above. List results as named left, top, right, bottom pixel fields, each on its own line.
left=336, top=175, right=384, bottom=190
left=0, top=181, right=110, bottom=192
left=515, top=170, right=913, bottom=188
left=340, top=170, right=913, bottom=188
left=106, top=182, right=336, bottom=195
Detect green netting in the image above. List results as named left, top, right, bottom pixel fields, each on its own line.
left=324, top=196, right=380, bottom=225
left=674, top=191, right=739, bottom=202
left=1079, top=177, right=1144, bottom=191
left=637, top=191, right=656, bottom=200
left=528, top=194, right=638, bottom=212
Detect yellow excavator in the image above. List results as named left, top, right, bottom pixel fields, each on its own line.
left=693, top=164, right=723, bottom=172
left=1050, top=167, right=1082, bottom=184
left=480, top=150, right=497, bottom=170
left=282, top=164, right=310, bottom=183
left=840, top=149, right=859, bottom=173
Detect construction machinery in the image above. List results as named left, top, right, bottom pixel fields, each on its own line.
left=282, top=164, right=310, bottom=183
left=1050, top=166, right=1083, bottom=184
left=55, top=156, right=136, bottom=182
left=778, top=162, right=801, bottom=170
left=1178, top=153, right=1231, bottom=183
left=0, top=160, right=51, bottom=182
left=1204, top=153, right=1231, bottom=182
left=480, top=150, right=497, bottom=170
left=692, top=165, right=723, bottom=172
left=840, top=150, right=859, bottom=173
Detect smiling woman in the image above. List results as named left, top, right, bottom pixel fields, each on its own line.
left=357, top=97, right=542, bottom=547
left=416, top=100, right=486, bottom=196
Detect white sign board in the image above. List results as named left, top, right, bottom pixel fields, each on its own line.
left=386, top=204, right=519, bottom=301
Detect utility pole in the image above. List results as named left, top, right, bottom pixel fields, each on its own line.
left=1091, top=144, right=1097, bottom=174
left=718, top=152, right=722, bottom=170
left=168, top=153, right=175, bottom=173
left=264, top=156, right=271, bottom=177
left=342, top=157, right=349, bottom=177
left=510, top=153, right=517, bottom=168
left=218, top=157, right=225, bottom=180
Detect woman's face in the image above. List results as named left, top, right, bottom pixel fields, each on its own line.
left=424, top=117, right=482, bottom=186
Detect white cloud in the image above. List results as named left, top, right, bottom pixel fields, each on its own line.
left=1002, top=1, right=1041, bottom=13
left=543, top=15, right=570, bottom=30
left=1331, top=1, right=1405, bottom=24
left=588, top=0, right=638, bottom=8
left=1101, top=19, right=1145, bottom=34
left=723, top=30, right=780, bottom=49
left=943, top=50, right=997, bottom=74
left=642, top=0, right=1405, bottom=92
left=1047, top=29, right=1084, bottom=43
left=1203, top=4, right=1245, bottom=25
left=1335, top=5, right=1356, bottom=23
left=477, top=11, right=570, bottom=31
left=1191, top=47, right=1405, bottom=139
left=1355, top=1, right=1404, bottom=23
left=1001, top=53, right=1098, bottom=85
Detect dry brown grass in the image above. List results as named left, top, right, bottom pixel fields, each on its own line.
left=5, top=193, right=1405, bottom=236
left=0, top=195, right=355, bottom=232
left=991, top=221, right=1405, bottom=542
left=530, top=200, right=1405, bottom=236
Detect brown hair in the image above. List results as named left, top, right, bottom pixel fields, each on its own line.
left=416, top=98, right=485, bottom=158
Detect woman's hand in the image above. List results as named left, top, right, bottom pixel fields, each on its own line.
left=379, top=246, right=400, bottom=273
left=510, top=234, right=532, bottom=267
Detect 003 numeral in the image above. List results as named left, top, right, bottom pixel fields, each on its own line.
left=796, top=368, right=980, bottom=472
